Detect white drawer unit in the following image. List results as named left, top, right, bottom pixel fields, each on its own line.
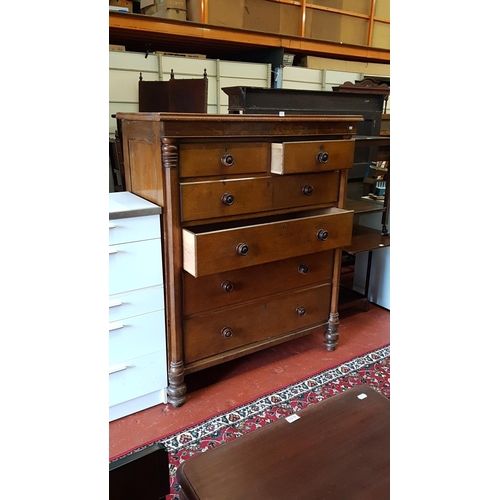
left=109, top=192, right=167, bottom=421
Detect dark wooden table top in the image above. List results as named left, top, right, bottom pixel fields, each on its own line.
left=176, top=384, right=390, bottom=499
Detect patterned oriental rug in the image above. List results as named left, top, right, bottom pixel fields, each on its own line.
left=113, top=344, right=390, bottom=500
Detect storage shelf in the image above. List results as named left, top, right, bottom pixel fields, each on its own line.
left=343, top=224, right=390, bottom=254
left=345, top=198, right=386, bottom=215
left=109, top=12, right=390, bottom=63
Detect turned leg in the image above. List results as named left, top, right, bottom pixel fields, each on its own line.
left=324, top=312, right=340, bottom=351
left=167, top=360, right=187, bottom=407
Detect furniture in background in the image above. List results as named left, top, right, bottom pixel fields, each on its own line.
left=109, top=443, right=169, bottom=500
left=109, top=192, right=167, bottom=420
left=110, top=70, right=210, bottom=193
left=115, top=112, right=362, bottom=407
left=176, top=385, right=390, bottom=499
left=223, top=81, right=390, bottom=311
left=138, top=69, right=208, bottom=113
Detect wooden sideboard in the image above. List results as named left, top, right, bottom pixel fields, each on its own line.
left=116, top=112, right=362, bottom=407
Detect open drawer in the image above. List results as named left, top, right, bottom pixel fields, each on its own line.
left=182, top=207, right=353, bottom=277
left=271, top=139, right=355, bottom=174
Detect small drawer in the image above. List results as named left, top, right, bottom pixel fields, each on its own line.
left=109, top=350, right=167, bottom=407
left=109, top=238, right=163, bottom=295
left=181, top=176, right=273, bottom=222
left=183, top=283, right=331, bottom=364
left=180, top=172, right=340, bottom=222
left=271, top=139, right=355, bottom=174
left=179, top=142, right=269, bottom=178
left=182, top=207, right=353, bottom=277
left=183, top=250, right=334, bottom=317
left=109, top=309, right=166, bottom=365
left=109, top=285, right=165, bottom=322
left=109, top=214, right=160, bottom=246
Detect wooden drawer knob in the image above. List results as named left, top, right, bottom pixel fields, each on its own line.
left=316, top=151, right=329, bottom=164
left=221, top=154, right=234, bottom=167
left=221, top=193, right=235, bottom=206
left=298, top=264, right=309, bottom=274
left=317, top=229, right=329, bottom=241
left=221, top=327, right=233, bottom=339
left=296, top=306, right=307, bottom=317
left=236, top=243, right=249, bottom=256
left=221, top=280, right=234, bottom=293
left=302, top=185, right=314, bottom=196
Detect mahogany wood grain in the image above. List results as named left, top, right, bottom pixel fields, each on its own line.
left=182, top=250, right=334, bottom=317
left=182, top=208, right=353, bottom=277
left=161, top=138, right=187, bottom=407
left=179, top=141, right=270, bottom=178
left=180, top=172, right=340, bottom=222
left=176, top=385, right=390, bottom=500
left=271, top=139, right=355, bottom=174
left=117, top=113, right=359, bottom=406
left=184, top=323, right=327, bottom=375
left=183, top=284, right=332, bottom=364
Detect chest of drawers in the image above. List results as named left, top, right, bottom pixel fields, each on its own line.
left=115, top=113, right=362, bottom=407
left=109, top=192, right=167, bottom=420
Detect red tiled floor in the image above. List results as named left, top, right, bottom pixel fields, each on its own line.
left=109, top=303, right=389, bottom=460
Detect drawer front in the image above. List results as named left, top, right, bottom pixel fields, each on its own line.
left=109, top=350, right=167, bottom=407
left=109, top=309, right=166, bottom=365
left=180, top=172, right=340, bottom=222
left=182, top=208, right=353, bottom=277
left=271, top=139, right=355, bottom=174
left=179, top=142, right=269, bottom=178
left=181, top=176, right=272, bottom=222
left=109, top=214, right=160, bottom=245
left=109, top=239, right=163, bottom=294
left=183, top=283, right=331, bottom=364
left=183, top=250, right=334, bottom=317
left=109, top=285, right=165, bottom=322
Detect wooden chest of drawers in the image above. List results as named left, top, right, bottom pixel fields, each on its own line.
left=116, top=113, right=362, bottom=407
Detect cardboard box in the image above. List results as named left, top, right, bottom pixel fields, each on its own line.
left=109, top=0, right=133, bottom=9
left=141, top=0, right=186, bottom=16
left=299, top=55, right=390, bottom=78
left=187, top=0, right=244, bottom=28
left=152, top=8, right=187, bottom=21
left=243, top=0, right=280, bottom=33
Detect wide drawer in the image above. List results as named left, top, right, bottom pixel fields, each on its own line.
left=109, top=285, right=165, bottom=323
left=109, top=239, right=163, bottom=295
left=179, top=142, right=269, bottom=178
left=109, top=309, right=166, bottom=364
left=109, top=214, right=160, bottom=245
left=182, top=207, right=353, bottom=277
left=180, top=172, right=340, bottom=222
left=183, top=250, right=334, bottom=317
left=183, top=283, right=331, bottom=364
left=109, top=350, right=167, bottom=407
left=271, top=139, right=355, bottom=174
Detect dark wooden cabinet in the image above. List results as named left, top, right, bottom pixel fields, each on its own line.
left=109, top=443, right=169, bottom=500
left=116, top=112, right=362, bottom=407
left=138, top=74, right=208, bottom=113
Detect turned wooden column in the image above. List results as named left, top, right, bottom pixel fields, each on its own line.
left=161, top=136, right=187, bottom=407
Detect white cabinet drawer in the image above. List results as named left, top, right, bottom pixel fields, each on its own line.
left=109, top=350, right=167, bottom=407
left=109, top=214, right=160, bottom=245
left=109, top=239, right=163, bottom=295
left=109, top=309, right=166, bottom=364
left=109, top=285, right=165, bottom=322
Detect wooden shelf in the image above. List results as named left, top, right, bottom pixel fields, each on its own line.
left=343, top=224, right=390, bottom=254
left=346, top=198, right=386, bottom=215
left=109, top=12, right=390, bottom=63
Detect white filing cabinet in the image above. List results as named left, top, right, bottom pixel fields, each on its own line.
left=109, top=192, right=167, bottom=421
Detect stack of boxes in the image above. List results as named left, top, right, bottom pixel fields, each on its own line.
left=141, top=0, right=187, bottom=20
